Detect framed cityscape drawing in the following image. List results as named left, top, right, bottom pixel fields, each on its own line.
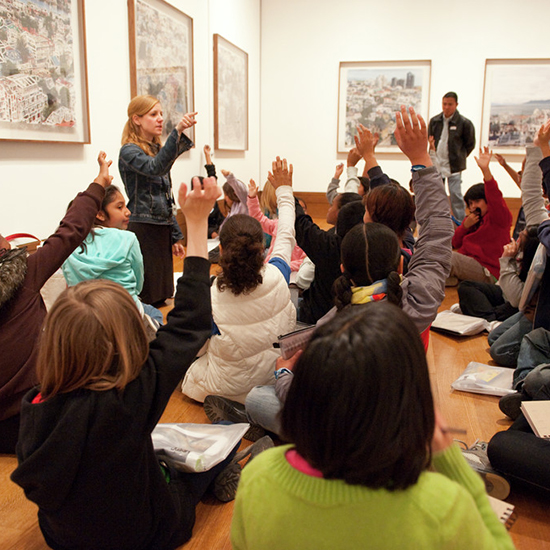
left=481, top=59, right=550, bottom=155
left=0, top=0, right=90, bottom=143
left=214, top=34, right=248, bottom=151
left=337, top=60, right=431, bottom=153
left=128, top=0, right=194, bottom=142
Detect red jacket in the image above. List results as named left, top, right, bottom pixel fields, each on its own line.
left=452, top=178, right=512, bottom=279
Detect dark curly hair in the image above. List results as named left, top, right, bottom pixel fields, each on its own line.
left=333, top=222, right=402, bottom=310
left=217, top=215, right=265, bottom=295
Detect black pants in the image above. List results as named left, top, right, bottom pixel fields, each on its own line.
left=488, top=415, right=550, bottom=497
left=458, top=280, right=517, bottom=322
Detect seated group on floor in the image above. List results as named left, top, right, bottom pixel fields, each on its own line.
left=3, top=99, right=549, bottom=550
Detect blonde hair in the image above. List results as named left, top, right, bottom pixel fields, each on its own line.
left=121, top=95, right=162, bottom=156
left=37, top=280, right=149, bottom=399
left=260, top=180, right=277, bottom=217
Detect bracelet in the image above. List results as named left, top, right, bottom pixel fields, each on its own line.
left=274, top=367, right=292, bottom=380
left=411, top=164, right=426, bottom=172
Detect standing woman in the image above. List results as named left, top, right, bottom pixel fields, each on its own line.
left=119, top=95, right=197, bottom=305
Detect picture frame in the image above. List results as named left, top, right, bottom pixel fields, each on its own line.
left=213, top=34, right=248, bottom=151
left=481, top=59, right=550, bottom=155
left=0, top=0, right=90, bottom=144
left=128, top=0, right=194, bottom=142
left=337, top=60, right=431, bottom=153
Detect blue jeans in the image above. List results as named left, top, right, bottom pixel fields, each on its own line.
left=488, top=312, right=532, bottom=368
left=515, top=328, right=550, bottom=389
left=447, top=172, right=465, bottom=221
left=143, top=303, right=164, bottom=325
left=245, top=385, right=282, bottom=436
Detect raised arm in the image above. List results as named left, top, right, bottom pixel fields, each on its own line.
left=355, top=124, right=389, bottom=189
left=521, top=145, right=547, bottom=227
left=26, top=151, right=111, bottom=289
left=267, top=157, right=296, bottom=267
left=394, top=106, right=453, bottom=334
left=247, top=179, right=278, bottom=235
left=494, top=153, right=521, bottom=187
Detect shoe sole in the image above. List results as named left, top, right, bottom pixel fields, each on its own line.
left=204, top=396, right=266, bottom=442
left=213, top=461, right=241, bottom=502
left=482, top=472, right=511, bottom=500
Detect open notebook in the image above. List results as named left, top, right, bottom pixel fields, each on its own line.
left=520, top=401, right=550, bottom=439
left=488, top=496, right=516, bottom=530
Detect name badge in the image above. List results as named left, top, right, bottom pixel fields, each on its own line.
left=450, top=126, right=457, bottom=130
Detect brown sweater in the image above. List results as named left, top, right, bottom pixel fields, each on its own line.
left=0, top=183, right=104, bottom=422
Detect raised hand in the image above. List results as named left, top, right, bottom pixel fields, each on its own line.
left=203, top=144, right=213, bottom=164
left=474, top=146, right=493, bottom=180
left=267, top=156, right=293, bottom=189
left=334, top=163, right=344, bottom=179
left=354, top=125, right=378, bottom=160
left=534, top=120, right=550, bottom=158
left=221, top=169, right=231, bottom=178
left=393, top=106, right=431, bottom=167
left=346, top=147, right=362, bottom=167
left=248, top=178, right=259, bottom=198
left=502, top=239, right=519, bottom=258
left=494, top=153, right=507, bottom=167
left=176, top=112, right=198, bottom=134
left=94, top=151, right=114, bottom=188
left=178, top=176, right=222, bottom=223
left=428, top=135, right=436, bottom=152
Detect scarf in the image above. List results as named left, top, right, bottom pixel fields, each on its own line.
left=350, top=279, right=387, bottom=305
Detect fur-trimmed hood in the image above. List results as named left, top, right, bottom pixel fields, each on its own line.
left=0, top=248, right=28, bottom=308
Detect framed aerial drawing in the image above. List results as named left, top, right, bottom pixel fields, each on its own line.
left=128, top=0, right=194, bottom=142
left=0, top=0, right=90, bottom=143
left=214, top=34, right=248, bottom=151
left=337, top=60, right=431, bottom=153
left=481, top=59, right=550, bottom=155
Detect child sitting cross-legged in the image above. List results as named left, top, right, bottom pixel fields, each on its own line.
left=11, top=178, right=271, bottom=550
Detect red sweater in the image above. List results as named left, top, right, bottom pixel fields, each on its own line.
left=452, top=178, right=512, bottom=279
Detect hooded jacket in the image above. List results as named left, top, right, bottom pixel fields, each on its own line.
left=62, top=227, right=144, bottom=306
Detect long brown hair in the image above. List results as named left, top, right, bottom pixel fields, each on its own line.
left=37, top=280, right=149, bottom=399
left=121, top=95, right=162, bottom=156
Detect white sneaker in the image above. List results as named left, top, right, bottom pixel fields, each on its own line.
left=450, top=303, right=462, bottom=314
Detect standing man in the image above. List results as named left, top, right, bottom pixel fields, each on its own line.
left=429, top=92, right=476, bottom=222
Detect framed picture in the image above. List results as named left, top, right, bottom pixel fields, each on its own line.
left=481, top=59, right=550, bottom=155
left=337, top=60, right=431, bottom=153
left=128, top=0, right=194, bottom=142
left=0, top=0, right=90, bottom=143
left=213, top=34, right=248, bottom=151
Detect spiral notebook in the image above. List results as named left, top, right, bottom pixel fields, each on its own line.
left=488, top=496, right=516, bottom=530
left=520, top=401, right=550, bottom=439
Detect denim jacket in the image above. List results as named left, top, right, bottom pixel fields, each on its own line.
left=118, top=129, right=193, bottom=242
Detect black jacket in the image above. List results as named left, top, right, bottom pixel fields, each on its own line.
left=428, top=110, right=475, bottom=174
left=11, top=258, right=212, bottom=550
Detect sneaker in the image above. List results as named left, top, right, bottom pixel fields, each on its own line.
left=460, top=440, right=510, bottom=500
left=499, top=391, right=527, bottom=421
left=232, top=435, right=274, bottom=467
left=213, top=461, right=241, bottom=502
left=203, top=395, right=266, bottom=442
left=212, top=436, right=274, bottom=502
left=450, top=303, right=462, bottom=314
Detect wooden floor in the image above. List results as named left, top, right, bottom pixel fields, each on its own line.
left=1, top=281, right=550, bottom=549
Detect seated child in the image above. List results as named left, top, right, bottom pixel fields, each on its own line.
left=231, top=302, right=514, bottom=550
left=62, top=184, right=163, bottom=324
left=11, top=178, right=267, bottom=549
left=0, top=152, right=111, bottom=454
left=447, top=147, right=513, bottom=285
left=247, top=179, right=306, bottom=271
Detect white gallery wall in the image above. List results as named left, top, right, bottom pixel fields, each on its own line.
left=2, top=0, right=550, bottom=237
left=260, top=0, right=549, bottom=199
left=1, top=0, right=261, bottom=238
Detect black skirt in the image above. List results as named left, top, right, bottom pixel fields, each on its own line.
left=129, top=222, right=173, bottom=305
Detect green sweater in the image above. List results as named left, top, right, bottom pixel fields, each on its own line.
left=231, top=444, right=514, bottom=550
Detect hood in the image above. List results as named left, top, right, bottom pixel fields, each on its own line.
left=0, top=248, right=28, bottom=308
left=11, top=389, right=91, bottom=512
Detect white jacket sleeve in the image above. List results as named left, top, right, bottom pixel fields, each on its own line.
left=271, top=186, right=295, bottom=266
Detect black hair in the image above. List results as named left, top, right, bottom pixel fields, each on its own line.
left=281, top=302, right=434, bottom=490
left=333, top=222, right=402, bottom=310
left=518, top=226, right=540, bottom=282
left=443, top=91, right=458, bottom=102
left=358, top=177, right=370, bottom=194
left=338, top=192, right=362, bottom=210
left=463, top=183, right=486, bottom=205
left=217, top=214, right=264, bottom=295
left=335, top=201, right=365, bottom=238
